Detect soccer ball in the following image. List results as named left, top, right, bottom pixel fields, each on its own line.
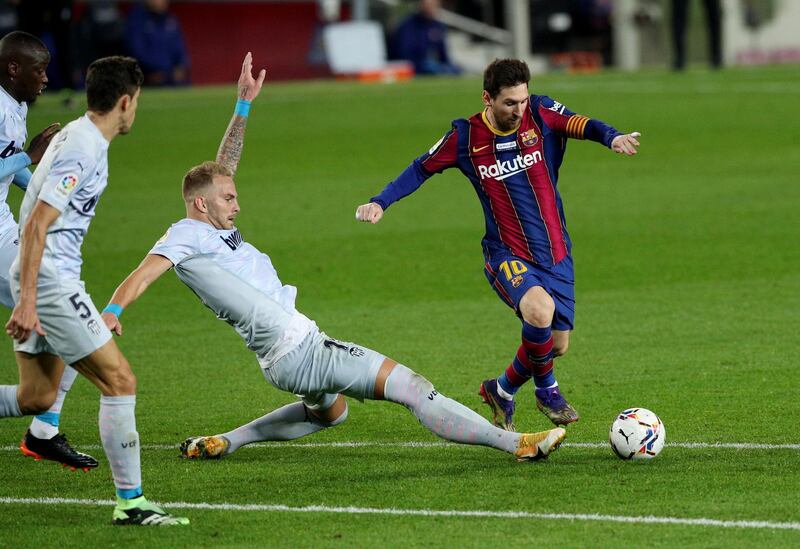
left=609, top=408, right=665, bottom=460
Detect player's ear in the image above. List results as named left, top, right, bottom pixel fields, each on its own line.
left=7, top=60, right=19, bottom=79
left=193, top=195, right=207, bottom=213
left=481, top=90, right=491, bottom=108
left=117, top=93, right=132, bottom=113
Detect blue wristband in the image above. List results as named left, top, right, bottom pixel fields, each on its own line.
left=235, top=99, right=251, bottom=117
left=103, top=304, right=124, bottom=317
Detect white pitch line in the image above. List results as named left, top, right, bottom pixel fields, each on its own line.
left=0, top=497, right=798, bottom=532
left=2, top=440, right=799, bottom=452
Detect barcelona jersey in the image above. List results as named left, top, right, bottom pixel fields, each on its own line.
left=370, top=95, right=622, bottom=268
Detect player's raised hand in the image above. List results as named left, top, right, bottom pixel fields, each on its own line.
left=26, top=122, right=61, bottom=164
left=102, top=312, right=123, bottom=336
left=355, top=202, right=384, bottom=224
left=238, top=52, right=267, bottom=102
left=611, top=132, right=641, bottom=156
left=5, top=301, right=46, bottom=343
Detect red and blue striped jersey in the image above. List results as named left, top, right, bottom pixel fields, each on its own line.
left=370, top=95, right=622, bottom=268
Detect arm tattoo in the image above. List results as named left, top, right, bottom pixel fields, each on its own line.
left=216, top=115, right=247, bottom=175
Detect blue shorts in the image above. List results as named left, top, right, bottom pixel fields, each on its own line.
left=484, top=253, right=575, bottom=331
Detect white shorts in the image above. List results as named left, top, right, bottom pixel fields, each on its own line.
left=0, top=223, right=18, bottom=309
left=10, top=256, right=111, bottom=364
left=260, top=329, right=385, bottom=411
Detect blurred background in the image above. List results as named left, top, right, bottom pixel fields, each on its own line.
left=0, top=0, right=796, bottom=91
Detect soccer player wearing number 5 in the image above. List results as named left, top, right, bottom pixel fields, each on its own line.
left=0, top=56, right=187, bottom=526
left=0, top=31, right=98, bottom=472
left=356, top=59, right=641, bottom=430
left=101, top=54, right=566, bottom=466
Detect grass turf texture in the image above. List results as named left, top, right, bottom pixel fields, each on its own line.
left=1, top=66, right=798, bottom=547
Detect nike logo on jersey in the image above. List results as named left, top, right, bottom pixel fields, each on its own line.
left=220, top=230, right=243, bottom=251
left=477, top=151, right=543, bottom=180
left=472, top=144, right=491, bottom=153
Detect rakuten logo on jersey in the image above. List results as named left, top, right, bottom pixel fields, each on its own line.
left=478, top=151, right=543, bottom=180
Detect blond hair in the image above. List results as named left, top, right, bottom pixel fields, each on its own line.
left=182, top=161, right=232, bottom=203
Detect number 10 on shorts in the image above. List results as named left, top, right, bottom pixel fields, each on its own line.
left=498, top=260, right=528, bottom=281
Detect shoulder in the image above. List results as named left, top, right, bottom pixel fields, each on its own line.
left=457, top=115, right=477, bottom=132
left=60, top=119, right=106, bottom=159
left=0, top=91, right=15, bottom=119
left=51, top=134, right=98, bottom=172
left=163, top=219, right=205, bottom=242
left=151, top=219, right=204, bottom=256
left=0, top=101, right=21, bottom=138
left=533, top=95, right=568, bottom=115
left=59, top=119, right=94, bottom=147
left=529, top=94, right=547, bottom=107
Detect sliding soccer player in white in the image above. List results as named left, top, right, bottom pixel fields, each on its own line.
left=101, top=54, right=566, bottom=463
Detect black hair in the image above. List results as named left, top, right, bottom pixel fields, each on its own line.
left=0, top=31, right=48, bottom=58
left=86, top=56, right=144, bottom=114
left=483, top=59, right=530, bottom=98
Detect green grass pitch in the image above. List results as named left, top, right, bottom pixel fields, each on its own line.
left=1, top=66, right=798, bottom=547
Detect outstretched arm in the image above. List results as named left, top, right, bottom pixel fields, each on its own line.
left=356, top=127, right=459, bottom=224
left=537, top=97, right=641, bottom=155
left=216, top=52, right=267, bottom=174
left=101, top=254, right=173, bottom=336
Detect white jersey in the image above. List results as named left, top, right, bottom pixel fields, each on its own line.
left=0, top=85, right=28, bottom=232
left=17, top=114, right=109, bottom=280
left=150, top=218, right=315, bottom=365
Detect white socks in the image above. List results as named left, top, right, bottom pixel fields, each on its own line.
left=383, top=364, right=519, bottom=454
left=222, top=401, right=348, bottom=454
left=216, top=363, right=528, bottom=458
left=30, top=366, right=80, bottom=439
left=99, top=395, right=141, bottom=496
left=496, top=382, right=514, bottom=400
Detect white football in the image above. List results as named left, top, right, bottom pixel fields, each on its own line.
left=609, top=408, right=665, bottom=460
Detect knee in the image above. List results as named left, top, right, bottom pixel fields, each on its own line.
left=17, top=386, right=57, bottom=415
left=109, top=371, right=137, bottom=395
left=325, top=403, right=348, bottom=427
left=519, top=291, right=555, bottom=328
left=314, top=401, right=349, bottom=427
left=309, top=393, right=349, bottom=426
left=408, top=371, right=435, bottom=399
left=104, top=358, right=137, bottom=396
left=553, top=340, right=569, bottom=357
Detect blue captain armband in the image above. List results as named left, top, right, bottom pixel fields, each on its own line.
left=102, top=304, right=124, bottom=318
left=235, top=99, right=251, bottom=117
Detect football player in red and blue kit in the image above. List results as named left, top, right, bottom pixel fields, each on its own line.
left=356, top=59, right=641, bottom=431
